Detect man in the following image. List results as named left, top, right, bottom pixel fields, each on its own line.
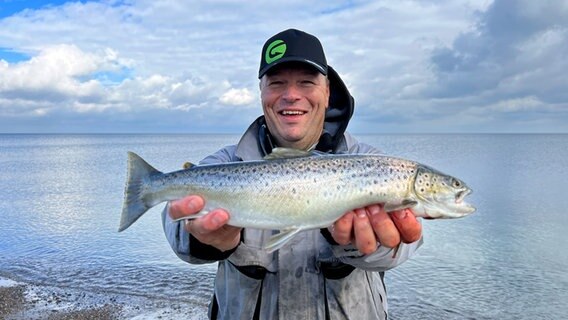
left=162, top=28, right=422, bottom=319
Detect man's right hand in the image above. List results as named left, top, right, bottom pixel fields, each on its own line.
left=169, top=195, right=241, bottom=252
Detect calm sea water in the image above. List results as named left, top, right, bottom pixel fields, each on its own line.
left=1, top=134, right=567, bottom=319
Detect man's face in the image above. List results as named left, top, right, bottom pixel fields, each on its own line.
left=260, top=64, right=330, bottom=150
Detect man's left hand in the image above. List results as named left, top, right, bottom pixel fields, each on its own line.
left=329, top=204, right=422, bottom=255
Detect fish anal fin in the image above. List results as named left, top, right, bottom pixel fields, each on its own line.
left=384, top=200, right=418, bottom=212
left=264, top=228, right=302, bottom=253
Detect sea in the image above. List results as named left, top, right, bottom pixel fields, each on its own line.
left=0, top=134, right=567, bottom=319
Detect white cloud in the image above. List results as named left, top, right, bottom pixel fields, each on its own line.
left=487, top=96, right=545, bottom=113
left=219, top=88, right=255, bottom=106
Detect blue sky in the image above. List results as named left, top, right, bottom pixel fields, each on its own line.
left=0, top=0, right=567, bottom=133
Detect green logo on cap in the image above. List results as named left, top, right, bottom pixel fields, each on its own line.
left=265, top=39, right=286, bottom=64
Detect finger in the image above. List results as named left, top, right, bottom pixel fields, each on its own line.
left=188, top=211, right=241, bottom=252
left=332, top=211, right=355, bottom=245
left=390, top=209, right=422, bottom=243
left=368, top=205, right=400, bottom=248
left=169, top=195, right=205, bottom=220
left=353, top=208, right=377, bottom=255
left=185, top=209, right=230, bottom=235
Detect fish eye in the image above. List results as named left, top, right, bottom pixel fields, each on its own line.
left=452, top=179, right=462, bottom=188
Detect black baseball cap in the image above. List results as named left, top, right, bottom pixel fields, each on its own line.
left=258, top=29, right=328, bottom=78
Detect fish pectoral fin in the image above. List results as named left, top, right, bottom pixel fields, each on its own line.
left=264, top=148, right=312, bottom=160
left=384, top=200, right=418, bottom=212
left=264, top=228, right=303, bottom=253
left=171, top=210, right=210, bottom=222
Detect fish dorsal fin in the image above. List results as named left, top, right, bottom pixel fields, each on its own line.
left=264, top=147, right=313, bottom=160
left=182, top=162, right=196, bottom=169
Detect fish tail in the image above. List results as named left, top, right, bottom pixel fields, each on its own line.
left=118, top=152, right=162, bottom=232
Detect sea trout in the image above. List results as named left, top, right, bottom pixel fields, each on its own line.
left=119, top=148, right=475, bottom=252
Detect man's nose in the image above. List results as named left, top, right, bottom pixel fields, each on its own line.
left=282, top=84, right=301, bottom=102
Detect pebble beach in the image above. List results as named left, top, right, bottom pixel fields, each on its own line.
left=0, top=276, right=207, bottom=320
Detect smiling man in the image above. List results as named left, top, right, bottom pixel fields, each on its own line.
left=162, top=29, right=422, bottom=319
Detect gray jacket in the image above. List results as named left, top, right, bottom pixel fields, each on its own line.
left=162, top=122, right=422, bottom=319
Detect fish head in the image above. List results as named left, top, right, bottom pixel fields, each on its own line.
left=413, top=166, right=476, bottom=219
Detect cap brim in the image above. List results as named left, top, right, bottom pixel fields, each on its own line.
left=258, top=57, right=327, bottom=78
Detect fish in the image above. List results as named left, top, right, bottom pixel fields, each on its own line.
left=119, top=148, right=475, bottom=252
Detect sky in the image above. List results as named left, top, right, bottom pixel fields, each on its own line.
left=0, top=0, right=567, bottom=134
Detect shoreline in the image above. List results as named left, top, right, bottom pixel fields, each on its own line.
left=0, top=276, right=208, bottom=319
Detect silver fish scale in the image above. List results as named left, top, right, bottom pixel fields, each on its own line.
left=148, top=154, right=421, bottom=230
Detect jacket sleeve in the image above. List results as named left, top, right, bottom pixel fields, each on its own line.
left=161, top=145, right=239, bottom=264
left=325, top=139, right=424, bottom=271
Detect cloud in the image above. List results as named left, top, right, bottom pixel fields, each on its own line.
left=427, top=0, right=568, bottom=101
left=0, top=43, right=231, bottom=117
left=0, top=44, right=127, bottom=113
left=219, top=88, right=255, bottom=106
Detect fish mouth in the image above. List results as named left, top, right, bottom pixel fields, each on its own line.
left=454, top=189, right=476, bottom=217
left=454, top=189, right=475, bottom=214
left=455, top=189, right=471, bottom=204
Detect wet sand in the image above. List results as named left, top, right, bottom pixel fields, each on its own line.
left=0, top=286, right=26, bottom=318
left=0, top=278, right=208, bottom=320
left=0, top=285, right=121, bottom=319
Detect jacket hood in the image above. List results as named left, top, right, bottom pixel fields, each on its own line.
left=317, top=65, right=354, bottom=152
left=255, top=65, right=354, bottom=155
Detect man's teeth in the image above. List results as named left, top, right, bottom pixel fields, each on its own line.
left=281, top=110, right=305, bottom=115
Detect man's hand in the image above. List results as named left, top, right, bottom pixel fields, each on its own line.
left=329, top=204, right=422, bottom=255
left=169, top=195, right=241, bottom=252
